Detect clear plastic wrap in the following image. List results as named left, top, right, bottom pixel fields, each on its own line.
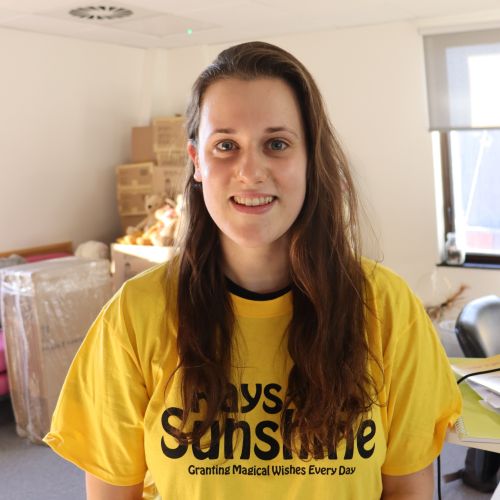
left=0, top=257, right=113, bottom=442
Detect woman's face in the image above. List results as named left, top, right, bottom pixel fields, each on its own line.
left=188, top=77, right=307, bottom=251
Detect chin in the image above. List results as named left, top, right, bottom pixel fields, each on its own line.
left=222, top=230, right=290, bottom=252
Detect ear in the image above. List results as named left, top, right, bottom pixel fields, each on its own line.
left=187, top=141, right=202, bottom=182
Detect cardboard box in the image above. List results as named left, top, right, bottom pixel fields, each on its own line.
left=117, top=189, right=149, bottom=216
left=152, top=116, right=186, bottom=152
left=111, top=243, right=176, bottom=291
left=116, top=163, right=153, bottom=217
left=131, top=126, right=155, bottom=163
left=129, top=117, right=185, bottom=166
left=155, top=149, right=187, bottom=167
left=116, top=164, right=185, bottom=216
left=0, top=257, right=112, bottom=442
left=116, top=162, right=154, bottom=191
left=152, top=166, right=185, bottom=198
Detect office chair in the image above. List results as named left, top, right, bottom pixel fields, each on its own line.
left=455, top=295, right=500, bottom=493
left=456, top=295, right=500, bottom=358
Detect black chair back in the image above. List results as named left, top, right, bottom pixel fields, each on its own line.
left=455, top=295, right=500, bottom=358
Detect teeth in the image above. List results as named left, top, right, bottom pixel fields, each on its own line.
left=233, top=196, right=274, bottom=206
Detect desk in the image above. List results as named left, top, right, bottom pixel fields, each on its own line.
left=446, top=358, right=500, bottom=496
left=446, top=427, right=500, bottom=453
left=447, top=358, right=500, bottom=450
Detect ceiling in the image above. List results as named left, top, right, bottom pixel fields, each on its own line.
left=1, top=0, right=500, bottom=49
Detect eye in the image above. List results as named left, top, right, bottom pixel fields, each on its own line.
left=268, top=139, right=288, bottom=151
left=216, top=140, right=236, bottom=152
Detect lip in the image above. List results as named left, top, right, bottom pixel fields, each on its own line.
left=230, top=194, right=277, bottom=215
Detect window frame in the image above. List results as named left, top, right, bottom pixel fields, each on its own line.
left=439, top=130, right=500, bottom=268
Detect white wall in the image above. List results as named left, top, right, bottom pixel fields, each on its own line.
left=0, top=28, right=147, bottom=251
left=1, top=22, right=497, bottom=318
left=158, top=23, right=500, bottom=318
left=162, top=45, right=213, bottom=116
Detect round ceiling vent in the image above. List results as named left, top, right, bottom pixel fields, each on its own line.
left=69, top=6, right=133, bottom=21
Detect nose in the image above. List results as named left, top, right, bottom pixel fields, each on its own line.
left=236, top=147, right=268, bottom=184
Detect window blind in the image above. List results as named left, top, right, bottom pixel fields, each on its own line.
left=424, top=28, right=500, bottom=131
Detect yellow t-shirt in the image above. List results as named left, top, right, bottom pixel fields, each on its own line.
left=43, top=259, right=461, bottom=499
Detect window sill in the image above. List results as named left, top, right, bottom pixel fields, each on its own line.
left=437, top=262, right=500, bottom=270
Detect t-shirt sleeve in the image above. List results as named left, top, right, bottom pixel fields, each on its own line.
left=43, top=287, right=149, bottom=486
left=380, top=285, right=462, bottom=476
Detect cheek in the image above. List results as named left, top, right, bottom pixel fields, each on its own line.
left=199, top=163, right=225, bottom=194
left=199, top=172, right=227, bottom=220
left=286, top=166, right=307, bottom=203
left=197, top=152, right=225, bottom=182
left=198, top=160, right=211, bottom=180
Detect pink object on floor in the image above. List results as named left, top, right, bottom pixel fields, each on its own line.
left=24, top=252, right=71, bottom=263
left=0, top=329, right=6, bottom=373
left=0, top=372, right=8, bottom=396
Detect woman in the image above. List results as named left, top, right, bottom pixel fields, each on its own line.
left=44, top=41, right=461, bottom=499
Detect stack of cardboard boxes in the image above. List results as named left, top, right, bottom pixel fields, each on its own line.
left=117, top=116, right=187, bottom=231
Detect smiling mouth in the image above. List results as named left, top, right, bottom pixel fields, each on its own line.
left=232, top=196, right=276, bottom=207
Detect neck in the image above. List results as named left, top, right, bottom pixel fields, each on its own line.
left=221, top=235, right=291, bottom=294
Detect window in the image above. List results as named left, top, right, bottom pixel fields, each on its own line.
left=424, top=29, right=500, bottom=266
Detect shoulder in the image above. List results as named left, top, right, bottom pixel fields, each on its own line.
left=118, top=258, right=179, bottom=312
left=99, top=259, right=179, bottom=375
left=361, top=257, right=424, bottom=320
left=362, top=257, right=410, bottom=297
left=360, top=258, right=433, bottom=357
left=121, top=259, right=175, bottom=294
left=96, top=259, right=179, bottom=344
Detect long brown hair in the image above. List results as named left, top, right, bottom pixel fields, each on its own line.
left=174, top=41, right=379, bottom=454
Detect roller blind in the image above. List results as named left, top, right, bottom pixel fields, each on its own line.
left=424, top=28, right=500, bottom=130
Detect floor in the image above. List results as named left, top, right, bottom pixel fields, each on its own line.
left=0, top=399, right=84, bottom=500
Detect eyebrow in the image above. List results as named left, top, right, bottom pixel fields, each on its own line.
left=209, top=126, right=299, bottom=138
left=210, top=128, right=236, bottom=136
left=265, top=126, right=299, bottom=138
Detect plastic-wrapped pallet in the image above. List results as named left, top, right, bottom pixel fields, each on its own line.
left=0, top=257, right=112, bottom=442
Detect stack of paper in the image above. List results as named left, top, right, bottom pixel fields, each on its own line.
left=450, top=356, right=500, bottom=444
